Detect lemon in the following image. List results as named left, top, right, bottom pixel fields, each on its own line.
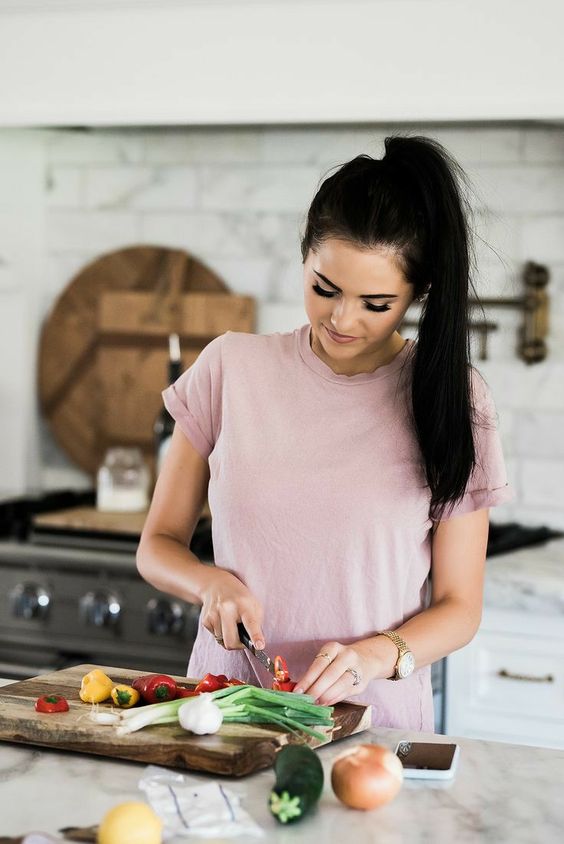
left=97, top=801, right=162, bottom=844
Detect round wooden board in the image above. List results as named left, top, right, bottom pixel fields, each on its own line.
left=38, top=245, right=243, bottom=477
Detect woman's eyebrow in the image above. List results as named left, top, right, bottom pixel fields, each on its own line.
left=313, top=270, right=398, bottom=299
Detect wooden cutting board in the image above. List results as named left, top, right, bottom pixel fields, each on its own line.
left=32, top=506, right=149, bottom=536
left=31, top=501, right=211, bottom=537
left=38, top=245, right=256, bottom=478
left=0, top=664, right=372, bottom=777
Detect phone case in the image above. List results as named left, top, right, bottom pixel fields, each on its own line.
left=394, top=741, right=460, bottom=779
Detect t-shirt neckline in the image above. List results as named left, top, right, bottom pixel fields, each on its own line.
left=296, top=323, right=414, bottom=385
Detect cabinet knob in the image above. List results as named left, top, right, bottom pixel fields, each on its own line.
left=497, top=668, right=554, bottom=683
left=146, top=598, right=185, bottom=636
left=79, top=590, right=122, bottom=628
left=10, top=583, right=51, bottom=620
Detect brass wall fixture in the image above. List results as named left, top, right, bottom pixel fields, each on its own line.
left=401, top=261, right=550, bottom=363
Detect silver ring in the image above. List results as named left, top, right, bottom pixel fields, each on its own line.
left=315, top=652, right=333, bottom=663
left=346, top=667, right=362, bottom=686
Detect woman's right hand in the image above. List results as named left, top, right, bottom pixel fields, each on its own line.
left=199, top=568, right=266, bottom=651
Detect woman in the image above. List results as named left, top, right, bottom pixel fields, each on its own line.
left=137, top=134, right=513, bottom=731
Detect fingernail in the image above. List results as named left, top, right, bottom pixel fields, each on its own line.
left=294, top=687, right=304, bottom=694
left=255, top=640, right=264, bottom=650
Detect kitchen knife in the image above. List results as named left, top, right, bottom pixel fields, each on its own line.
left=237, top=622, right=276, bottom=675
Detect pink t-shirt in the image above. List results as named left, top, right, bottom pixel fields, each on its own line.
left=162, top=324, right=513, bottom=731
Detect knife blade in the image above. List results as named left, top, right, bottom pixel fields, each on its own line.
left=237, top=622, right=276, bottom=675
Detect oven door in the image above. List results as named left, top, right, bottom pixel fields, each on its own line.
left=0, top=543, right=201, bottom=683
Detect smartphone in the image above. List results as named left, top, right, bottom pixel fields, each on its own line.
left=394, top=741, right=460, bottom=780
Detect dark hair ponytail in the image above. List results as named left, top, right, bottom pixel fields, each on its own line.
left=300, top=133, right=480, bottom=520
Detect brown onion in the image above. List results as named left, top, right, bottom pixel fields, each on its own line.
left=331, top=743, right=404, bottom=810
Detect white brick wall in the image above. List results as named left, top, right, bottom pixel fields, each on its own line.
left=1, top=123, right=563, bottom=528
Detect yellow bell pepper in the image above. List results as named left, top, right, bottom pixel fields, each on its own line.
left=110, top=684, right=140, bottom=708
left=79, top=668, right=113, bottom=703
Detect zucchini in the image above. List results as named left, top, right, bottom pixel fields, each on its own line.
left=269, top=744, right=324, bottom=824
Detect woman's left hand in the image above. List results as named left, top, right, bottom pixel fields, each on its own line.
left=292, top=640, right=379, bottom=706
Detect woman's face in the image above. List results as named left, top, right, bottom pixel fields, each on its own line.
left=303, top=238, right=417, bottom=374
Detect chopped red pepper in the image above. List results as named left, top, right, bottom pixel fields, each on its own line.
left=183, top=674, right=246, bottom=695
left=274, top=655, right=290, bottom=683
left=194, top=672, right=229, bottom=693
left=273, top=679, right=297, bottom=691
left=272, top=655, right=296, bottom=691
left=131, top=673, right=178, bottom=704
left=174, top=685, right=200, bottom=698
left=35, top=694, right=69, bottom=714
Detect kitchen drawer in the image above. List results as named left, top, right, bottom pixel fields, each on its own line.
left=445, top=609, right=564, bottom=748
left=467, top=630, right=564, bottom=721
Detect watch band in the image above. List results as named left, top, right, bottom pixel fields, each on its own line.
left=377, top=630, right=411, bottom=680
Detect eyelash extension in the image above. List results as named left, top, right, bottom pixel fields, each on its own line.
left=311, top=282, right=334, bottom=298
left=311, top=283, right=391, bottom=313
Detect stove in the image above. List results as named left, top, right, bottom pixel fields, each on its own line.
left=0, top=489, right=213, bottom=681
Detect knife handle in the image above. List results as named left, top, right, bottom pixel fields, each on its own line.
left=237, top=621, right=253, bottom=650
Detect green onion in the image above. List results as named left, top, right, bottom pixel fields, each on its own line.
left=241, top=703, right=328, bottom=742
left=116, top=698, right=187, bottom=735
left=114, top=684, right=334, bottom=740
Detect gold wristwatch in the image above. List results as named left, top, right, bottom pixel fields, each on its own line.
left=377, top=630, right=415, bottom=680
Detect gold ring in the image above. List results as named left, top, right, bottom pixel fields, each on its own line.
left=215, top=635, right=224, bottom=645
left=315, top=652, right=332, bottom=663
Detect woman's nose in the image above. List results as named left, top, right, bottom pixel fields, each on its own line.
left=331, top=299, right=358, bottom=333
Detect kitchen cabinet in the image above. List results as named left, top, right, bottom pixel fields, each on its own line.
left=446, top=606, right=564, bottom=749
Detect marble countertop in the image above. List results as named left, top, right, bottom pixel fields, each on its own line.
left=484, top=537, right=564, bottom=615
left=1, top=681, right=563, bottom=843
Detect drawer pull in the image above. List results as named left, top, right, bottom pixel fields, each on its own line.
left=497, top=668, right=554, bottom=683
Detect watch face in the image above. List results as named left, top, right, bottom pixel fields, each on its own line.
left=398, top=652, right=415, bottom=678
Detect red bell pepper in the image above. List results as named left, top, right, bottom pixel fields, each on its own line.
left=131, top=673, right=177, bottom=704
left=35, top=694, right=69, bottom=714
left=194, top=672, right=229, bottom=693
left=272, top=656, right=296, bottom=691
left=180, top=674, right=246, bottom=695
left=273, top=679, right=297, bottom=691
left=274, top=655, right=290, bottom=682
left=174, top=685, right=200, bottom=698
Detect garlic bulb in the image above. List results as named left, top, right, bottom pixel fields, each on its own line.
left=178, top=695, right=224, bottom=734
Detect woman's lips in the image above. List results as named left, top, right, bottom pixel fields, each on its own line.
left=324, top=324, right=358, bottom=344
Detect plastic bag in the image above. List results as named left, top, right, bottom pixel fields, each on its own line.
left=138, top=765, right=264, bottom=839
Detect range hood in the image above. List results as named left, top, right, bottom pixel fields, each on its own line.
left=0, top=0, right=563, bottom=128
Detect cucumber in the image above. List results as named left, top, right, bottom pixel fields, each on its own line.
left=268, top=744, right=324, bottom=824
